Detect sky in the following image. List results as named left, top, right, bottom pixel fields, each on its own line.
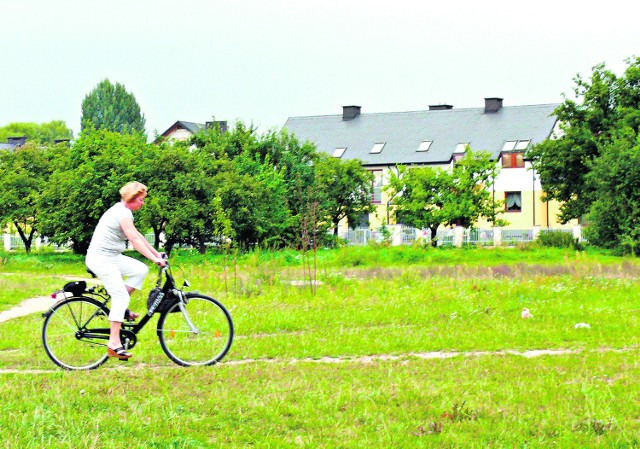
left=1, top=0, right=639, bottom=140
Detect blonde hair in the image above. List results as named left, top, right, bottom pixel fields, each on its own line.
left=120, top=182, right=147, bottom=202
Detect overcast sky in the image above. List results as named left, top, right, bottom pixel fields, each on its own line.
left=1, top=0, right=639, bottom=139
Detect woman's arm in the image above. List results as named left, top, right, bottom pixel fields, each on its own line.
left=120, top=217, right=166, bottom=265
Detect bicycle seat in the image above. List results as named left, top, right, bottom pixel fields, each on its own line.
left=86, top=267, right=97, bottom=278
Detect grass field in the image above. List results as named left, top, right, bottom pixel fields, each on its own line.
left=2, top=245, right=640, bottom=448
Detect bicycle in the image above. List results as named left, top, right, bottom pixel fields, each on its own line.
left=41, top=261, right=234, bottom=370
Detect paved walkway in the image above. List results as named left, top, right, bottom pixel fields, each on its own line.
left=0, top=295, right=60, bottom=323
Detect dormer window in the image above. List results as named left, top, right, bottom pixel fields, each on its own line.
left=370, top=143, right=385, bottom=154
left=452, top=143, right=469, bottom=162
left=501, top=140, right=529, bottom=168
left=502, top=152, right=524, bottom=168
left=417, top=141, right=433, bottom=152
left=502, top=140, right=530, bottom=152
left=333, top=147, right=346, bottom=158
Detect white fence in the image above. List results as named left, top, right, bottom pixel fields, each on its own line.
left=3, top=228, right=581, bottom=251
left=339, top=225, right=582, bottom=247
left=3, top=233, right=157, bottom=251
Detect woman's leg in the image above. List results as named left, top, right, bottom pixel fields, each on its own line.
left=86, top=255, right=145, bottom=351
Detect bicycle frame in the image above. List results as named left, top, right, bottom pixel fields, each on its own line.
left=48, top=263, right=189, bottom=346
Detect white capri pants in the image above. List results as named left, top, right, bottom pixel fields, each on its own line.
left=85, top=253, right=149, bottom=322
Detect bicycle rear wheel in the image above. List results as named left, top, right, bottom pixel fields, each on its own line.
left=42, top=297, right=110, bottom=370
left=157, top=293, right=233, bottom=366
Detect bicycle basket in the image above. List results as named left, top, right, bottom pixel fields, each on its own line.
left=62, top=281, right=87, bottom=297
left=147, top=287, right=179, bottom=314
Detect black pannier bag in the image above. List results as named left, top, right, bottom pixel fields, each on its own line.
left=147, top=287, right=179, bottom=314
left=62, top=281, right=87, bottom=297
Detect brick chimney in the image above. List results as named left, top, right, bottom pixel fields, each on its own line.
left=484, top=97, right=503, bottom=113
left=429, top=104, right=453, bottom=111
left=342, top=105, right=361, bottom=121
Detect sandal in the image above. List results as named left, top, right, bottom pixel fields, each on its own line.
left=107, top=346, right=132, bottom=360
left=124, top=309, right=140, bottom=322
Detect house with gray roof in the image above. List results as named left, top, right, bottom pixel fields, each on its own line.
left=0, top=136, right=26, bottom=151
left=158, top=120, right=227, bottom=142
left=284, top=98, right=576, bottom=238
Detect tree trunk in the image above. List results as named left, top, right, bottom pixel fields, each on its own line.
left=14, top=222, right=34, bottom=253
left=429, top=225, right=439, bottom=248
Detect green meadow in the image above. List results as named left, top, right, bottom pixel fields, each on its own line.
left=2, top=245, right=640, bottom=448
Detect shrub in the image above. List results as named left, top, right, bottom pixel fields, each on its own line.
left=536, top=230, right=582, bottom=249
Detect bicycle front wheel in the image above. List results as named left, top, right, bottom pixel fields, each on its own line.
left=42, top=297, right=110, bottom=370
left=157, top=293, right=233, bottom=367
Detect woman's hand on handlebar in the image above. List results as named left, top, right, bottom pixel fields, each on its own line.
left=153, top=255, right=167, bottom=267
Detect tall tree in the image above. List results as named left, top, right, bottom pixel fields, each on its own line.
left=582, top=128, right=640, bottom=251
left=81, top=79, right=146, bottom=135
left=527, top=56, right=640, bottom=251
left=527, top=57, right=640, bottom=223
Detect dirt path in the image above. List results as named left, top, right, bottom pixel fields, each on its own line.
left=0, top=347, right=632, bottom=375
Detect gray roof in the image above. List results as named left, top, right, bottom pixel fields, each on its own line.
left=160, top=120, right=204, bottom=137
left=178, top=121, right=204, bottom=133
left=284, top=103, right=559, bottom=165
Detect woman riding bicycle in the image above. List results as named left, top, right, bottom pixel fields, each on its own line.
left=85, top=181, right=166, bottom=360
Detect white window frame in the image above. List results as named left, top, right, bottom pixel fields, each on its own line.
left=333, top=147, right=347, bottom=158
left=417, top=141, right=433, bottom=152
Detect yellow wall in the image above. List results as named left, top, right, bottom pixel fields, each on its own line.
left=338, top=167, right=578, bottom=233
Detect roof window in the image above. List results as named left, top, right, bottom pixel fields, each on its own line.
left=455, top=143, right=469, bottom=152
left=370, top=143, right=385, bottom=154
left=417, top=141, right=433, bottom=152
left=333, top=147, right=346, bottom=158
left=502, top=140, right=530, bottom=152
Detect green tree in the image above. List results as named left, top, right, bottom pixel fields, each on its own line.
left=448, top=149, right=506, bottom=229
left=188, top=124, right=310, bottom=249
left=39, top=129, right=149, bottom=254
left=386, top=165, right=453, bottom=246
left=386, top=149, right=505, bottom=246
left=0, top=142, right=55, bottom=252
left=81, top=79, right=146, bottom=135
left=314, top=154, right=374, bottom=236
left=527, top=57, right=640, bottom=224
left=0, top=121, right=73, bottom=144
left=582, top=129, right=640, bottom=251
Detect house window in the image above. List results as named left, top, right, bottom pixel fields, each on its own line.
left=505, top=192, right=522, bottom=212
left=370, top=143, right=385, bottom=154
left=501, top=140, right=529, bottom=168
left=417, top=141, right=432, bottom=152
left=333, top=147, right=346, bottom=158
left=371, top=170, right=383, bottom=203
left=451, top=143, right=469, bottom=163
left=501, top=152, right=524, bottom=168
left=356, top=213, right=369, bottom=228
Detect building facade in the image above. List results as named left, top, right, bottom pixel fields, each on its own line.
left=284, top=98, right=576, bottom=236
